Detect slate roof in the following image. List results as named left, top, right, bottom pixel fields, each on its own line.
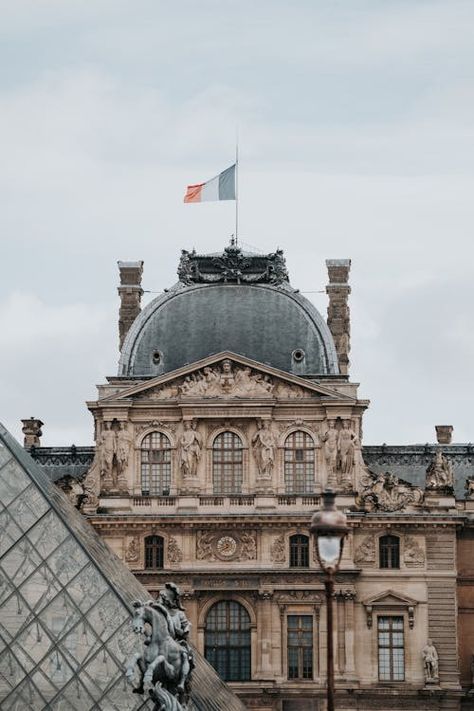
left=0, top=423, right=246, bottom=711
left=118, top=247, right=339, bottom=379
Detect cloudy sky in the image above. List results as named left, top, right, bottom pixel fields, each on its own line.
left=1, top=0, right=473, bottom=447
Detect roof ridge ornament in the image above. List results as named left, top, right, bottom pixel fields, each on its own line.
left=177, top=246, right=289, bottom=286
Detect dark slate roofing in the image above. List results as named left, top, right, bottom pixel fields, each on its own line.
left=118, top=246, right=339, bottom=379
left=0, top=423, right=246, bottom=711
left=363, top=444, right=474, bottom=500
left=29, top=446, right=94, bottom=482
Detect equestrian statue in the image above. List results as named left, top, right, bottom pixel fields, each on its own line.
left=126, top=583, right=194, bottom=711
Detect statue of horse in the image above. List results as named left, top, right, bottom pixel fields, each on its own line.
left=125, top=600, right=191, bottom=704
left=150, top=683, right=185, bottom=711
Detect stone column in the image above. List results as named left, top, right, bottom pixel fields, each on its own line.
left=258, top=593, right=274, bottom=677
left=21, top=418, right=43, bottom=448
left=118, top=260, right=144, bottom=351
left=344, top=591, right=356, bottom=678
left=326, top=259, right=351, bottom=376
left=336, top=591, right=346, bottom=675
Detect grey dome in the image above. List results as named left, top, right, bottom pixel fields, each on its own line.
left=119, top=279, right=339, bottom=378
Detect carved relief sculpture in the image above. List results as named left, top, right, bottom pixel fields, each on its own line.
left=422, top=639, right=439, bottom=683
left=168, top=537, right=183, bottom=563
left=252, top=420, right=276, bottom=478
left=125, top=536, right=139, bottom=563
left=354, top=534, right=376, bottom=566
left=356, top=472, right=424, bottom=512
left=179, top=421, right=202, bottom=478
left=426, top=449, right=454, bottom=492
left=403, top=536, right=425, bottom=567
left=140, top=359, right=313, bottom=401
left=270, top=534, right=286, bottom=563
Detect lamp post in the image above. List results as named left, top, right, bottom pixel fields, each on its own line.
left=310, top=490, right=349, bottom=711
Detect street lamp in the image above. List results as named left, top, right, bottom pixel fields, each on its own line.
left=310, top=490, right=349, bottom=711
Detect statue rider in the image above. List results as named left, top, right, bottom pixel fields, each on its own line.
left=153, top=583, right=194, bottom=682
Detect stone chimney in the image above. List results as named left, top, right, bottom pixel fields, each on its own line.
left=118, top=261, right=144, bottom=351
left=435, top=425, right=453, bottom=445
left=21, top=418, right=43, bottom=448
left=326, top=259, right=351, bottom=375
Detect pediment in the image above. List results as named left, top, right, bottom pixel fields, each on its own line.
left=103, top=352, right=354, bottom=403
left=362, top=590, right=419, bottom=608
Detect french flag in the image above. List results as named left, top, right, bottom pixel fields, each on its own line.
left=184, top=164, right=236, bottom=203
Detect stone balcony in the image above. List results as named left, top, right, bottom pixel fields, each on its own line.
left=100, top=493, right=323, bottom=514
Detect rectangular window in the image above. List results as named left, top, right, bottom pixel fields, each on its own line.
left=378, top=616, right=404, bottom=681
left=287, top=615, right=313, bottom=680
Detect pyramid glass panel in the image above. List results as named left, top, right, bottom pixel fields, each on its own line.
left=0, top=424, right=247, bottom=710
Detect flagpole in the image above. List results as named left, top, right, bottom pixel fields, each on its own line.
left=235, top=136, right=239, bottom=246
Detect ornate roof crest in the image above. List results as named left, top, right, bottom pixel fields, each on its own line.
left=177, top=245, right=289, bottom=285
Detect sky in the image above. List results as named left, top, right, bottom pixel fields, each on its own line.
left=1, top=0, right=473, bottom=447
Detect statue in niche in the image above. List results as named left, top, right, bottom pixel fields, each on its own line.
left=426, top=449, right=454, bottom=491
left=100, top=422, right=116, bottom=487
left=179, top=421, right=202, bottom=478
left=322, top=421, right=338, bottom=482
left=338, top=419, right=358, bottom=479
left=252, top=420, right=275, bottom=478
left=117, top=423, right=133, bottom=488
left=422, top=639, right=439, bottom=682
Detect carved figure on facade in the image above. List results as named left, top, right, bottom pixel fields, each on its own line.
left=252, top=420, right=276, bottom=478
left=270, top=535, right=286, bottom=563
left=56, top=475, right=86, bottom=509
left=168, top=537, right=183, bottom=563
left=422, top=639, right=439, bottom=683
left=465, top=478, right=474, bottom=499
left=403, top=536, right=425, bottom=567
left=126, top=583, right=193, bottom=710
left=81, top=456, right=100, bottom=512
left=322, top=421, right=338, bottom=485
left=426, top=449, right=454, bottom=492
left=354, top=534, right=376, bottom=566
left=178, top=421, right=202, bottom=478
left=117, top=423, right=133, bottom=488
left=338, top=420, right=358, bottom=485
left=356, top=472, right=424, bottom=512
left=125, top=536, right=140, bottom=563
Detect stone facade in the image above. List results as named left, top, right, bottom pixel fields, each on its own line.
left=28, top=247, right=474, bottom=710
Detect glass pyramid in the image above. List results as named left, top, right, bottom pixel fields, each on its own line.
left=0, top=423, right=246, bottom=711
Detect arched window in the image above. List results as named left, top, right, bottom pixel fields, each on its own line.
left=212, top=432, right=243, bottom=494
left=289, top=534, right=309, bottom=568
left=144, top=535, right=164, bottom=569
left=284, top=431, right=315, bottom=493
left=141, top=432, right=171, bottom=496
left=379, top=535, right=400, bottom=569
left=205, top=601, right=251, bottom=681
